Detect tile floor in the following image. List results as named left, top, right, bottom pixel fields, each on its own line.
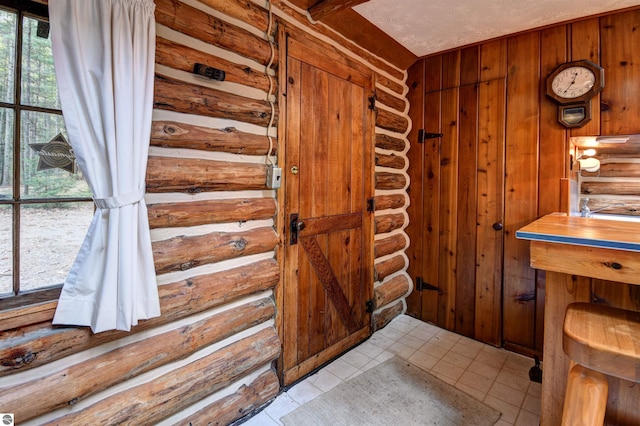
left=244, top=314, right=542, bottom=426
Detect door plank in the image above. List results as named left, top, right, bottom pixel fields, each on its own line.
left=503, top=32, right=540, bottom=349
left=284, top=56, right=302, bottom=370
left=422, top=89, right=442, bottom=323
left=299, top=213, right=362, bottom=236
left=301, top=236, right=361, bottom=333
left=475, top=79, right=505, bottom=345
left=456, top=83, right=478, bottom=336
left=438, top=88, right=459, bottom=330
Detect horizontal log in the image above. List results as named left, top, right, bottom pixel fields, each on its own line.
left=1, top=259, right=279, bottom=375
left=376, top=171, right=407, bottom=190
left=2, top=299, right=275, bottom=422
left=154, top=74, right=277, bottom=127
left=375, top=133, right=406, bottom=152
left=148, top=198, right=276, bottom=228
left=374, top=255, right=406, bottom=282
left=43, top=327, right=281, bottom=426
left=375, top=152, right=405, bottom=169
left=179, top=370, right=279, bottom=426
left=374, top=275, right=410, bottom=309
left=578, top=141, right=640, bottom=157
left=373, top=300, right=404, bottom=331
left=146, top=156, right=268, bottom=193
left=374, top=194, right=406, bottom=211
left=156, top=38, right=273, bottom=94
left=155, top=0, right=275, bottom=67
left=376, top=108, right=410, bottom=134
left=376, top=72, right=405, bottom=95
left=153, top=226, right=277, bottom=274
left=375, top=213, right=405, bottom=234
left=197, top=0, right=271, bottom=34
left=374, top=233, right=407, bottom=258
left=150, top=120, right=275, bottom=156
left=375, top=89, right=406, bottom=113
left=581, top=162, right=640, bottom=178
left=581, top=181, right=640, bottom=196
left=581, top=197, right=640, bottom=216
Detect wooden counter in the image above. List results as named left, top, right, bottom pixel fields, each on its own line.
left=517, top=213, right=640, bottom=425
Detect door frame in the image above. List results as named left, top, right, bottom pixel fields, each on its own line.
left=275, top=24, right=376, bottom=385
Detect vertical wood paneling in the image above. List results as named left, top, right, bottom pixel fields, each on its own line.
left=405, top=60, right=425, bottom=317
left=480, top=39, right=507, bottom=82
left=474, top=78, right=505, bottom=346
left=408, top=6, right=640, bottom=357
left=438, top=88, right=459, bottom=329
left=503, top=32, right=540, bottom=349
left=570, top=18, right=601, bottom=137
left=455, top=84, right=478, bottom=336
left=460, top=46, right=480, bottom=86
left=539, top=26, right=568, bottom=216
left=442, top=51, right=461, bottom=89
left=422, top=90, right=442, bottom=324
left=537, top=25, right=568, bottom=351
left=425, top=55, right=443, bottom=92
left=601, top=10, right=640, bottom=135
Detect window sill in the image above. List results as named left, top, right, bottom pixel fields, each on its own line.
left=0, top=287, right=60, bottom=332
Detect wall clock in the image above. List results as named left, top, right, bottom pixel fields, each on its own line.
left=545, top=60, right=604, bottom=105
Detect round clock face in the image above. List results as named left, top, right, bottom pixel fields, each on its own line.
left=551, top=66, right=596, bottom=99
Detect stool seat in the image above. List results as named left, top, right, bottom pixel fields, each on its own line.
left=563, top=302, right=640, bottom=383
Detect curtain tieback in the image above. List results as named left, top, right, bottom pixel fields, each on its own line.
left=94, top=188, right=145, bottom=209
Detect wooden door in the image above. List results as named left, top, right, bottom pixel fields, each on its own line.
left=406, top=47, right=506, bottom=347
left=282, top=33, right=375, bottom=385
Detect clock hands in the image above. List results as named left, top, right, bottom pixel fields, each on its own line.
left=562, top=71, right=579, bottom=95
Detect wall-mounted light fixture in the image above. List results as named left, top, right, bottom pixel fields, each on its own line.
left=578, top=157, right=600, bottom=173
left=577, top=148, right=597, bottom=159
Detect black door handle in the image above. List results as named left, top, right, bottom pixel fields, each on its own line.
left=492, top=222, right=503, bottom=231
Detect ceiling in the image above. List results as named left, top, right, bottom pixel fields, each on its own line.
left=353, top=0, right=640, bottom=57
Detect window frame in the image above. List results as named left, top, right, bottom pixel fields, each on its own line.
left=0, top=0, right=94, bottom=313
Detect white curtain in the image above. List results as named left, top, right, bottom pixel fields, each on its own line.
left=49, top=0, right=160, bottom=333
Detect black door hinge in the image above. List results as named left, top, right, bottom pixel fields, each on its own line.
left=365, top=299, right=375, bottom=313
left=416, top=276, right=441, bottom=293
left=368, top=94, right=376, bottom=110
left=366, top=197, right=375, bottom=212
left=418, top=129, right=443, bottom=143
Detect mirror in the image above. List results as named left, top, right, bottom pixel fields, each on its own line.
left=570, top=136, right=640, bottom=218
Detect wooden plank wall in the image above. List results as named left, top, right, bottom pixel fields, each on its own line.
left=0, top=0, right=411, bottom=424
left=406, top=6, right=640, bottom=355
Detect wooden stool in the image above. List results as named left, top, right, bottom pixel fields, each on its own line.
left=562, top=303, right=640, bottom=426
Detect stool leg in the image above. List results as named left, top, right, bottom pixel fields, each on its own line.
left=561, top=362, right=608, bottom=426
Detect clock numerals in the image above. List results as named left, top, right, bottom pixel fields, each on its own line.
left=546, top=60, right=604, bottom=105
left=552, top=67, right=596, bottom=99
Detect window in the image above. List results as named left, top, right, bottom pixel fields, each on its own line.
left=0, top=1, right=93, bottom=308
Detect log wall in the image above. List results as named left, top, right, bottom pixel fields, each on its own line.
left=0, top=0, right=411, bottom=424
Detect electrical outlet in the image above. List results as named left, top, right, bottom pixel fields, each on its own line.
left=193, top=63, right=226, bottom=81
left=266, top=165, right=282, bottom=189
